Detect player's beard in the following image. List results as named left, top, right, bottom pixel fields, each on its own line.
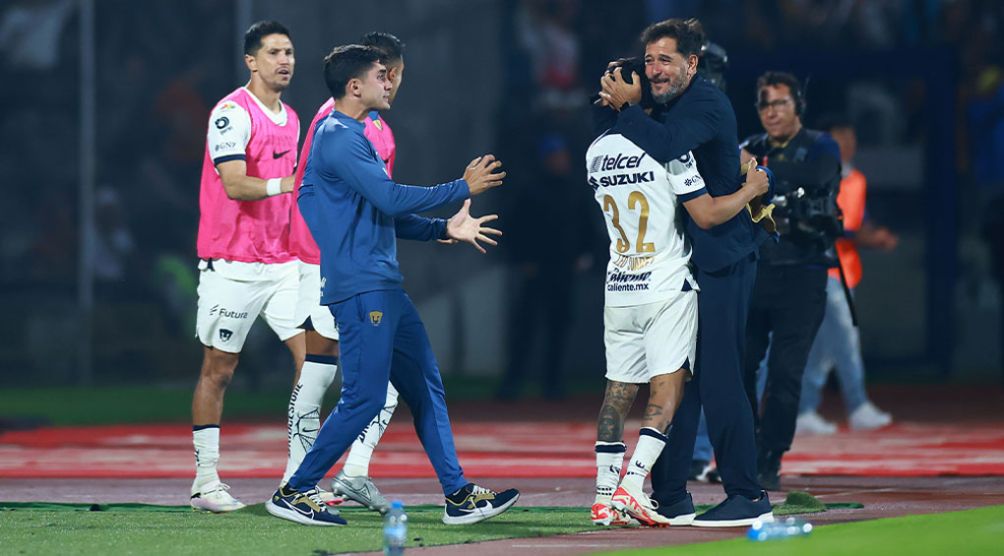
left=652, top=65, right=690, bottom=105
left=270, top=79, right=291, bottom=93
left=268, top=71, right=293, bottom=92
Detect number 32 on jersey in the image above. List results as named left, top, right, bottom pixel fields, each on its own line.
left=602, top=192, right=654, bottom=254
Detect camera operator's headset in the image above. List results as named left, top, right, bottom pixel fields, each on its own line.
left=756, top=75, right=808, bottom=121
left=790, top=78, right=808, bottom=117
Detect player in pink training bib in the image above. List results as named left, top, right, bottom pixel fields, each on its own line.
left=190, top=20, right=303, bottom=514
left=283, top=32, right=404, bottom=515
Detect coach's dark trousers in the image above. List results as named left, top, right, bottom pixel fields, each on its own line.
left=651, top=253, right=762, bottom=504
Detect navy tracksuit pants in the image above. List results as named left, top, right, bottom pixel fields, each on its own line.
left=288, top=288, right=467, bottom=495
left=651, top=254, right=762, bottom=504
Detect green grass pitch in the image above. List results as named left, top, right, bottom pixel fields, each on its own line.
left=607, top=504, right=1004, bottom=556
left=1, top=505, right=593, bottom=555
left=0, top=497, right=860, bottom=555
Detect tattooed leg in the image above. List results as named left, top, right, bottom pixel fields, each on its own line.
left=597, top=381, right=640, bottom=443
left=615, top=370, right=689, bottom=520
left=642, top=370, right=688, bottom=434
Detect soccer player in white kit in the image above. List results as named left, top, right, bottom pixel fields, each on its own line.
left=190, top=21, right=303, bottom=512
left=588, top=126, right=769, bottom=527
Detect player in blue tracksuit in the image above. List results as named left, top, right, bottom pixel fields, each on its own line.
left=266, top=44, right=519, bottom=527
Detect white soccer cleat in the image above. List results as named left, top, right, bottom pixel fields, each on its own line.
left=796, top=411, right=838, bottom=436
left=849, top=402, right=892, bottom=431
left=190, top=482, right=246, bottom=513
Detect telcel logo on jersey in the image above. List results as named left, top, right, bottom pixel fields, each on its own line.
left=589, top=151, right=654, bottom=189
left=590, top=152, right=647, bottom=172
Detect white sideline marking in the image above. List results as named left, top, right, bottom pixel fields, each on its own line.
left=511, top=544, right=616, bottom=549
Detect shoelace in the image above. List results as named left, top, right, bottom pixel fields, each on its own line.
left=296, top=488, right=332, bottom=511
left=306, top=489, right=328, bottom=506
left=637, top=490, right=658, bottom=510
left=469, top=485, right=494, bottom=496
left=204, top=483, right=233, bottom=496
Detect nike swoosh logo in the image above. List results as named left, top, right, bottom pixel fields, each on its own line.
left=284, top=500, right=313, bottom=517
left=273, top=150, right=291, bottom=159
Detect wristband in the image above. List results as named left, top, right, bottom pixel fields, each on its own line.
left=266, top=178, right=282, bottom=196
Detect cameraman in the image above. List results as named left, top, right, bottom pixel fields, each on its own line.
left=739, top=71, right=842, bottom=491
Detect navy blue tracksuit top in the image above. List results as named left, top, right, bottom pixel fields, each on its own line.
left=299, top=110, right=470, bottom=304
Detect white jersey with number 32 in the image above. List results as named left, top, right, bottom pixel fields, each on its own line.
left=587, top=132, right=706, bottom=307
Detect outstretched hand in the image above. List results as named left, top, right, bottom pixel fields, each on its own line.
left=463, top=155, right=506, bottom=196
left=446, top=199, right=502, bottom=254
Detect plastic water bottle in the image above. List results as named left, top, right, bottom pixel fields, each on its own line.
left=747, top=517, right=813, bottom=541
left=383, top=500, right=408, bottom=555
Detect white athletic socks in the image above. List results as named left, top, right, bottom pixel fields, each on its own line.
left=193, top=425, right=221, bottom=490
left=282, top=356, right=338, bottom=484
left=594, top=441, right=626, bottom=504
left=342, top=383, right=399, bottom=477
left=620, top=427, right=668, bottom=492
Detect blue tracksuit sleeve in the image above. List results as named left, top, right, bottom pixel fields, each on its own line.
left=333, top=133, right=470, bottom=216
left=616, top=100, right=721, bottom=163
left=395, top=214, right=448, bottom=241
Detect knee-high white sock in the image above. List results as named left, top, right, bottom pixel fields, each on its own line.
left=193, top=425, right=220, bottom=490
left=342, top=382, right=399, bottom=477
left=620, top=427, right=667, bottom=492
left=282, top=355, right=338, bottom=484
left=595, top=441, right=626, bottom=504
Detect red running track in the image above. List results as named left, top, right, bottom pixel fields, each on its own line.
left=2, top=421, right=1004, bottom=479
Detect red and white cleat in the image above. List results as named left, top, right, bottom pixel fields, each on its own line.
left=591, top=502, right=638, bottom=526
left=611, top=484, right=672, bottom=527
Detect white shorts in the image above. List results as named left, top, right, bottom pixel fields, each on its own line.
left=294, top=261, right=339, bottom=341
left=195, top=259, right=301, bottom=353
left=604, top=290, right=698, bottom=383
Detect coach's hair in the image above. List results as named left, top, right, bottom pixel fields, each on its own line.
left=244, top=20, right=291, bottom=56
left=639, top=18, right=705, bottom=58
left=756, top=71, right=806, bottom=115
left=324, top=45, right=384, bottom=100
left=360, top=32, right=405, bottom=65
